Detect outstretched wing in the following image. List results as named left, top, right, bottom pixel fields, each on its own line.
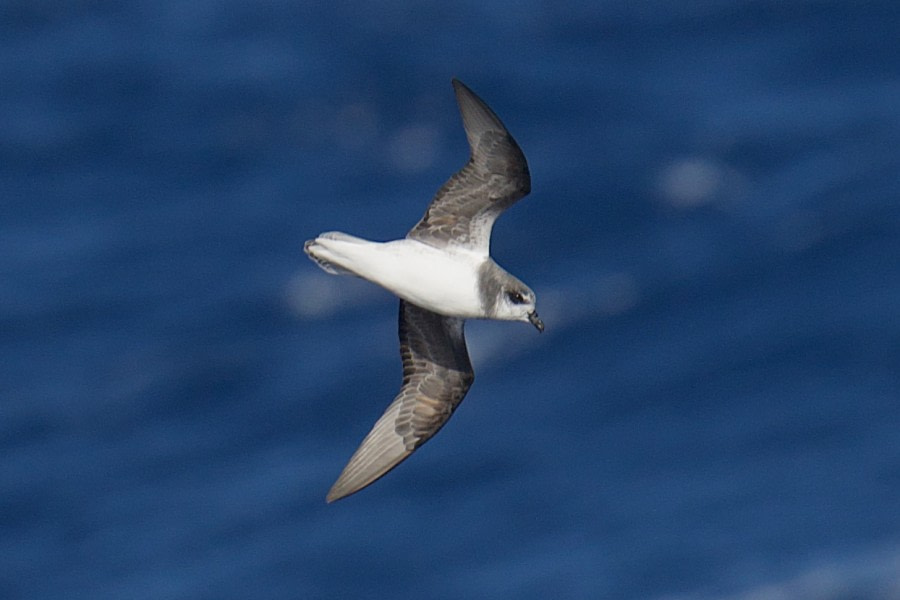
left=326, top=301, right=474, bottom=502
left=406, top=79, right=530, bottom=255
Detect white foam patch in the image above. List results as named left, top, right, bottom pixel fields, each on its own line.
left=387, top=124, right=440, bottom=173
left=538, top=271, right=640, bottom=329
left=653, top=545, right=900, bottom=600
left=283, top=271, right=383, bottom=319
left=657, top=157, right=736, bottom=208
left=466, top=271, right=640, bottom=369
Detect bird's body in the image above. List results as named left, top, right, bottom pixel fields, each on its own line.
left=305, top=234, right=485, bottom=318
left=305, top=79, right=542, bottom=502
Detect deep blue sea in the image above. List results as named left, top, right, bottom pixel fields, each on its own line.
left=2, top=2, right=900, bottom=599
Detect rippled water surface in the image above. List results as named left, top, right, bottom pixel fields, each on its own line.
left=2, top=2, right=900, bottom=599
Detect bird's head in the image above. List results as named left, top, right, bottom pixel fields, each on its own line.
left=496, top=283, right=543, bottom=332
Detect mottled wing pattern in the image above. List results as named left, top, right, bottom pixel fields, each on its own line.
left=407, top=79, right=530, bottom=255
left=326, top=300, right=474, bottom=502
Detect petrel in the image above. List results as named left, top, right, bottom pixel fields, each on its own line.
left=305, top=79, right=541, bottom=502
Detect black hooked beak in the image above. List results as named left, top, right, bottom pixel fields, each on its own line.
left=528, top=310, right=544, bottom=333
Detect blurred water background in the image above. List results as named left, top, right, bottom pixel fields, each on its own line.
left=2, top=1, right=900, bottom=598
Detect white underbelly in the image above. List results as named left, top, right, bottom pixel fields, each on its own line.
left=317, top=237, right=484, bottom=318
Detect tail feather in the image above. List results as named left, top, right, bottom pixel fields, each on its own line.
left=319, top=231, right=366, bottom=243
left=303, top=231, right=368, bottom=276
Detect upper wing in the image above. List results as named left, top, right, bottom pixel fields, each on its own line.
left=326, top=300, right=474, bottom=502
left=406, top=79, right=530, bottom=255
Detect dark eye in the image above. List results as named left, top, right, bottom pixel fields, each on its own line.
left=507, top=290, right=526, bottom=305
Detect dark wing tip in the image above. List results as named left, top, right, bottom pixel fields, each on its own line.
left=451, top=78, right=509, bottom=147
left=326, top=304, right=474, bottom=503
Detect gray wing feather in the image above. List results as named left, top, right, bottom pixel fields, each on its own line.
left=406, top=79, right=530, bottom=255
left=326, top=301, right=474, bottom=502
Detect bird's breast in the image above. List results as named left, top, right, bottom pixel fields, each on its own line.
left=366, top=241, right=485, bottom=318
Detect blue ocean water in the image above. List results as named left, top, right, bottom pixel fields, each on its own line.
left=2, top=2, right=900, bottom=598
